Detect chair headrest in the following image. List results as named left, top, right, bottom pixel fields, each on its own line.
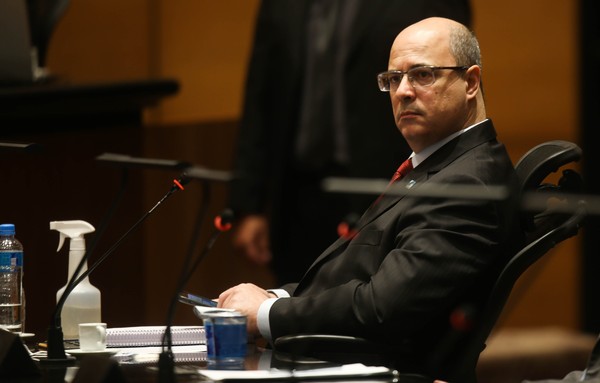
left=515, top=140, right=582, bottom=191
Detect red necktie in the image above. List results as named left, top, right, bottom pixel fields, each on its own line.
left=390, top=157, right=413, bottom=183
left=372, top=157, right=414, bottom=206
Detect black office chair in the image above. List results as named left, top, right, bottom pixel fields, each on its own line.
left=273, top=140, right=585, bottom=383
left=425, top=140, right=585, bottom=382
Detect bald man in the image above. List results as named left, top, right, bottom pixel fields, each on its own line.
left=217, top=17, right=523, bottom=377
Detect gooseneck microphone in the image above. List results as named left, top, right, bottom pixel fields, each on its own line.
left=70, top=177, right=189, bottom=289
left=182, top=209, right=235, bottom=287
left=43, top=175, right=190, bottom=364
left=158, top=167, right=234, bottom=383
left=159, top=208, right=234, bottom=383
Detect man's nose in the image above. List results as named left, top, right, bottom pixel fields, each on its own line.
left=393, top=75, right=416, bottom=99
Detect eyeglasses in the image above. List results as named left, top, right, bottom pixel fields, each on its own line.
left=377, top=65, right=469, bottom=91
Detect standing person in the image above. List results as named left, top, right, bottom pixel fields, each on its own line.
left=218, top=17, right=524, bottom=379
left=229, top=0, right=472, bottom=284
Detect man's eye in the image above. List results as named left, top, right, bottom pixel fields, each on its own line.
left=388, top=74, right=402, bottom=84
left=412, top=68, right=433, bottom=81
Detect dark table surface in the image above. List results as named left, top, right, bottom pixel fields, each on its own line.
left=7, top=342, right=426, bottom=383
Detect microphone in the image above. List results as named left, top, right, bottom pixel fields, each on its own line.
left=337, top=212, right=361, bottom=239
left=89, top=153, right=193, bottom=281
left=184, top=209, right=235, bottom=284
left=152, top=162, right=233, bottom=382
left=158, top=208, right=235, bottom=383
left=214, top=208, right=234, bottom=232
left=161, top=166, right=233, bottom=297
left=68, top=176, right=191, bottom=288
left=43, top=174, right=190, bottom=365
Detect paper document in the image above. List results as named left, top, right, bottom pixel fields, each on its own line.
left=198, top=363, right=396, bottom=381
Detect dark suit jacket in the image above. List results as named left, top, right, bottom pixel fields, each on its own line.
left=270, top=120, right=524, bottom=374
left=228, top=0, right=473, bottom=282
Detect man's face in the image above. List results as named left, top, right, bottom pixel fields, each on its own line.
left=388, top=24, right=471, bottom=153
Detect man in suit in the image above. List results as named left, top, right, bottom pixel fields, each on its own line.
left=229, top=0, right=472, bottom=284
left=219, top=17, right=523, bottom=377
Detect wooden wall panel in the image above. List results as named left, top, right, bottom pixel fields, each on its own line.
left=45, top=0, right=152, bottom=82
left=471, top=0, right=581, bottom=330
left=148, top=0, right=260, bottom=123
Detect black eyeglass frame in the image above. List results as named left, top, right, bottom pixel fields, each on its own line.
left=377, top=65, right=469, bottom=91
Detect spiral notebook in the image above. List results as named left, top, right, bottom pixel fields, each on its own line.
left=106, top=326, right=205, bottom=348
left=113, top=345, right=207, bottom=365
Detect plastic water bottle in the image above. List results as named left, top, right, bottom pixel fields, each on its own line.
left=0, top=223, right=25, bottom=333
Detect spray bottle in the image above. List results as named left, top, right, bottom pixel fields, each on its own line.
left=50, top=220, right=101, bottom=340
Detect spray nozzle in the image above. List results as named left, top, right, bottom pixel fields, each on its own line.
left=50, top=220, right=95, bottom=252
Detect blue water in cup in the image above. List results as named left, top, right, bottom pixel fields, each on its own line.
left=203, top=311, right=247, bottom=365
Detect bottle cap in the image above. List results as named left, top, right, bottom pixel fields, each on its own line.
left=0, top=224, right=15, bottom=236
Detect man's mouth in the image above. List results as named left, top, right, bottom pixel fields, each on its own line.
left=399, top=110, right=421, bottom=119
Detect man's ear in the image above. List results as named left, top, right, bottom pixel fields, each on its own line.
left=465, top=65, right=482, bottom=99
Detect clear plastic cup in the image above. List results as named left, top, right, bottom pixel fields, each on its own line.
left=203, top=311, right=247, bottom=366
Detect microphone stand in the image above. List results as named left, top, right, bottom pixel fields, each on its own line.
left=158, top=180, right=211, bottom=383
left=158, top=167, right=233, bottom=383
left=43, top=153, right=191, bottom=364
left=159, top=208, right=234, bottom=383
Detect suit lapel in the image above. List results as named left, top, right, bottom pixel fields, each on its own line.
left=296, top=120, right=498, bottom=288
left=298, top=170, right=424, bottom=284
left=357, top=120, right=499, bottom=229
left=356, top=173, right=423, bottom=227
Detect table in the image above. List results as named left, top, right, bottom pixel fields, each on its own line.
left=5, top=342, right=427, bottom=383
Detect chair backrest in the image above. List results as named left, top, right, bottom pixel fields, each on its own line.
left=431, top=140, right=585, bottom=382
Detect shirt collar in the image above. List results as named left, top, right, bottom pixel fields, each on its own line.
left=410, top=119, right=488, bottom=168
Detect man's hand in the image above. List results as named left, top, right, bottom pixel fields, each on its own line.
left=218, top=283, right=273, bottom=336
left=232, top=215, right=272, bottom=265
